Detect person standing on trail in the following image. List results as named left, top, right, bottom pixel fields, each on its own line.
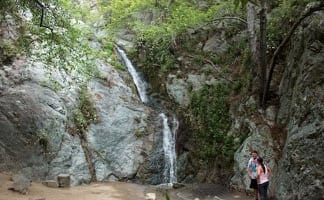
left=257, top=157, right=271, bottom=200
left=247, top=150, right=259, bottom=200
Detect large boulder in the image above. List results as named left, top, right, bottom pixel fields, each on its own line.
left=87, top=62, right=151, bottom=181
left=230, top=11, right=324, bottom=200
left=0, top=56, right=154, bottom=185
left=273, top=12, right=324, bottom=200
left=8, top=174, right=31, bottom=194
left=230, top=118, right=275, bottom=193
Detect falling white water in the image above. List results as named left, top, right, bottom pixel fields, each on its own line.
left=116, top=46, right=178, bottom=184
left=116, top=47, right=148, bottom=103
left=159, top=113, right=178, bottom=184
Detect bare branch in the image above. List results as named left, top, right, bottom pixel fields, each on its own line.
left=262, top=2, right=324, bottom=107
left=34, top=0, right=53, bottom=32
left=212, top=17, right=247, bottom=25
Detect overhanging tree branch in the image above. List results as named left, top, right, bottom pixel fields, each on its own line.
left=261, top=2, right=324, bottom=107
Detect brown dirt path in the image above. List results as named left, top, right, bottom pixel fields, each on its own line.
left=1, top=173, right=251, bottom=200
left=0, top=174, right=145, bottom=200
left=170, top=183, right=251, bottom=200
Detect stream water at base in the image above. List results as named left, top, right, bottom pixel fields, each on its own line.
left=116, top=46, right=178, bottom=185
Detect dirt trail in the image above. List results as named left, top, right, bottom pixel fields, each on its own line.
left=1, top=173, right=251, bottom=200
left=0, top=174, right=145, bottom=200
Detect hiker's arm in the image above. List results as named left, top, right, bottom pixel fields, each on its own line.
left=256, top=166, right=262, bottom=183
left=247, top=161, right=252, bottom=178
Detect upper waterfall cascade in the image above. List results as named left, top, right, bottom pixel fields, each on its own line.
left=116, top=47, right=148, bottom=103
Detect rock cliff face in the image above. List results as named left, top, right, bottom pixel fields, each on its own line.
left=272, top=12, right=324, bottom=200
left=229, top=12, right=324, bottom=200
left=0, top=16, right=153, bottom=185
left=0, top=59, right=154, bottom=185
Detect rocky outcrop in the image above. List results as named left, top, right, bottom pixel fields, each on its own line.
left=272, top=12, right=324, bottom=200
left=0, top=9, right=155, bottom=185
left=0, top=54, right=155, bottom=185
left=8, top=174, right=31, bottom=194
left=87, top=62, right=150, bottom=182
left=230, top=12, right=324, bottom=200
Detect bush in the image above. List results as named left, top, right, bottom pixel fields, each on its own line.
left=187, top=83, right=234, bottom=165
left=73, top=86, right=98, bottom=134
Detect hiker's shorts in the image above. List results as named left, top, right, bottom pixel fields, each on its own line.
left=250, top=179, right=258, bottom=189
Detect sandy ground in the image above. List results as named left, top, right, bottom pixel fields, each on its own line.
left=0, top=173, right=251, bottom=200
left=0, top=173, right=145, bottom=200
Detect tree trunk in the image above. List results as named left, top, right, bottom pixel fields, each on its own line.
left=168, top=0, right=175, bottom=8
left=247, top=2, right=258, bottom=92
left=259, top=0, right=267, bottom=109
left=156, top=0, right=161, bottom=8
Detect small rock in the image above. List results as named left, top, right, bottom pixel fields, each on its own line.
left=42, top=180, right=58, bottom=188
left=57, top=174, right=70, bottom=188
left=194, top=198, right=200, bottom=200
left=172, top=182, right=185, bottom=189
left=8, top=174, right=31, bottom=194
left=145, top=193, right=156, bottom=200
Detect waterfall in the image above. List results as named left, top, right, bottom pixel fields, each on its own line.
left=159, top=113, right=178, bottom=184
left=116, top=46, right=148, bottom=103
left=116, top=46, right=178, bottom=184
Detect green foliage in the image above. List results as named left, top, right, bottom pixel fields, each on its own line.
left=99, top=0, right=151, bottom=30
left=110, top=53, right=126, bottom=71
left=267, top=0, right=316, bottom=49
left=36, top=129, right=50, bottom=154
left=73, top=86, right=98, bottom=133
left=135, top=130, right=144, bottom=138
left=233, top=0, right=249, bottom=9
left=188, top=83, right=234, bottom=165
left=98, top=0, right=236, bottom=76
left=0, top=40, right=20, bottom=65
left=165, top=192, right=170, bottom=200
left=40, top=78, right=62, bottom=92
left=0, top=0, right=104, bottom=81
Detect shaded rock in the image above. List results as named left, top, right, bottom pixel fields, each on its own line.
left=273, top=11, right=324, bottom=200
left=230, top=121, right=275, bottom=192
left=166, top=75, right=189, bottom=107
left=172, top=182, right=185, bottom=189
left=187, top=74, right=206, bottom=91
left=202, top=34, right=228, bottom=54
left=57, top=174, right=70, bottom=188
left=42, top=180, right=58, bottom=188
left=47, top=135, right=91, bottom=186
left=8, top=174, right=31, bottom=194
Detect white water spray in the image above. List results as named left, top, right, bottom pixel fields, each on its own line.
left=116, top=47, right=148, bottom=103
left=160, top=113, right=178, bottom=184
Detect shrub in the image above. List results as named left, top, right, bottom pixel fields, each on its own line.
left=73, top=86, right=98, bottom=134
left=187, top=83, right=233, bottom=165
